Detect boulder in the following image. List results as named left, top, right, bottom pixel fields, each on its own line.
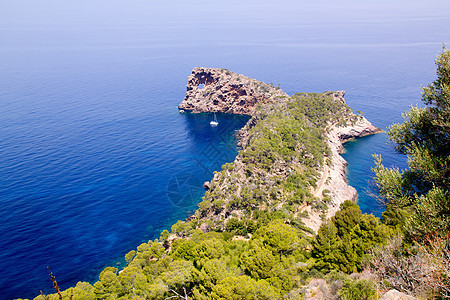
left=380, top=289, right=417, bottom=300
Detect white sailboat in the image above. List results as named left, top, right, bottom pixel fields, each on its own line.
left=210, top=112, right=219, bottom=126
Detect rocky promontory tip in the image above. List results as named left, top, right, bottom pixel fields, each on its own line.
left=178, top=67, right=288, bottom=115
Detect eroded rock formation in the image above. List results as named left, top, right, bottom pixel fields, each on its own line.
left=178, top=67, right=288, bottom=115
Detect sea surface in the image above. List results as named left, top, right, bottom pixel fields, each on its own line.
left=1, top=0, right=449, bottom=299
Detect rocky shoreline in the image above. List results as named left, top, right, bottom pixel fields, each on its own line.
left=179, top=68, right=382, bottom=232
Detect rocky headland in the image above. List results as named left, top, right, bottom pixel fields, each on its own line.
left=178, top=67, right=288, bottom=115
left=179, top=68, right=381, bottom=233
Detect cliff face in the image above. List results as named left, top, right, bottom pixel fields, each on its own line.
left=178, top=67, right=288, bottom=115
left=179, top=68, right=381, bottom=233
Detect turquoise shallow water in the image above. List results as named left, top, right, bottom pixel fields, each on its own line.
left=1, top=0, right=449, bottom=299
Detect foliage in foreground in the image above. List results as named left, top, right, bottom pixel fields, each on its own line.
left=370, top=234, right=450, bottom=299
left=373, top=47, right=449, bottom=242
left=31, top=201, right=388, bottom=300
left=312, top=201, right=390, bottom=274
left=371, top=47, right=450, bottom=298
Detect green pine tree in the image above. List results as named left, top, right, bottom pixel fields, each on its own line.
left=373, top=46, right=450, bottom=242
left=311, top=219, right=340, bottom=272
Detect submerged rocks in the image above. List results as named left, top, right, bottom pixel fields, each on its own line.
left=178, top=67, right=288, bottom=115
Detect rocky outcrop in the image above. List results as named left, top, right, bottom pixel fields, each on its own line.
left=178, top=67, right=288, bottom=115
left=236, top=91, right=382, bottom=232
left=380, top=290, right=417, bottom=300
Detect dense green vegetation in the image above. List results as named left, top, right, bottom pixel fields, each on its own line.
left=25, top=48, right=449, bottom=299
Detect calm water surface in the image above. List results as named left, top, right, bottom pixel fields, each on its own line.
left=1, top=0, right=449, bottom=298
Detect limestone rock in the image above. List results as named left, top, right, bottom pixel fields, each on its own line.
left=178, top=67, right=288, bottom=115
left=336, top=117, right=383, bottom=144
left=380, top=290, right=417, bottom=300
left=203, top=181, right=210, bottom=190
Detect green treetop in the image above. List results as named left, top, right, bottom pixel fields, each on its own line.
left=373, top=46, right=450, bottom=242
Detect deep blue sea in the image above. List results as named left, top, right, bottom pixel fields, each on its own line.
left=1, top=0, right=449, bottom=299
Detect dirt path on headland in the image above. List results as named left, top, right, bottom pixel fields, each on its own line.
left=313, top=157, right=329, bottom=199
left=296, top=156, right=330, bottom=214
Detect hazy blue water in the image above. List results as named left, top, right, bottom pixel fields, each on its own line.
left=1, top=0, right=449, bottom=299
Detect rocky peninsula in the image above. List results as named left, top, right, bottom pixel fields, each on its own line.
left=179, top=67, right=381, bottom=233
